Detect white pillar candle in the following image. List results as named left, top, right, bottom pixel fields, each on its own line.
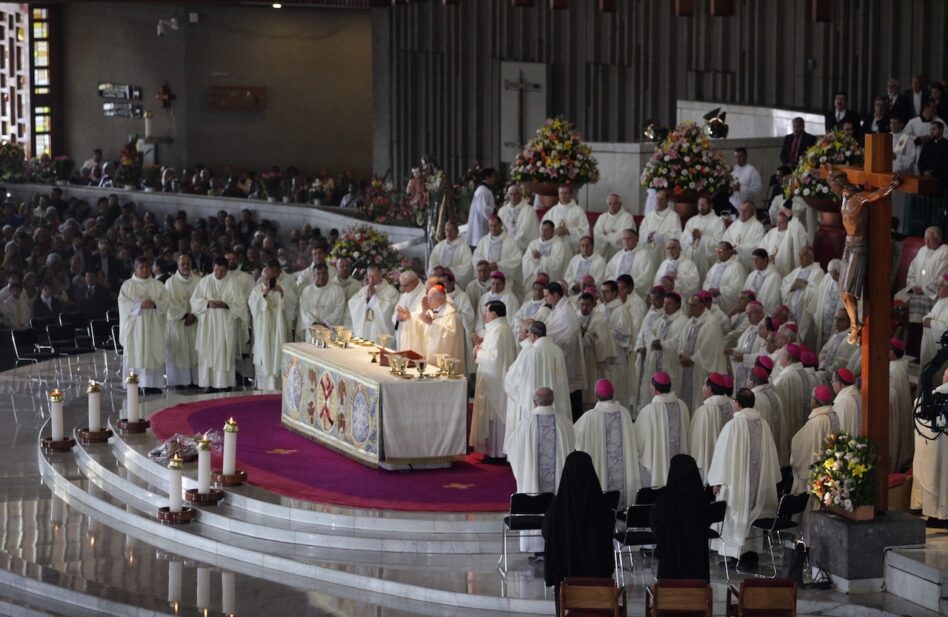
left=86, top=381, right=102, bottom=432
left=49, top=390, right=64, bottom=441
left=197, top=437, right=211, bottom=494
left=125, top=372, right=140, bottom=423
left=168, top=454, right=183, bottom=514
left=222, top=418, right=238, bottom=476
left=221, top=570, right=236, bottom=616
left=167, top=560, right=182, bottom=606
left=144, top=112, right=154, bottom=139
left=196, top=566, right=210, bottom=610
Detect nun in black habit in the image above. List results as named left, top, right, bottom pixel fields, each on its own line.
left=650, top=453, right=711, bottom=581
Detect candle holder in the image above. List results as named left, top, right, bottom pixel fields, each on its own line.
left=210, top=469, right=247, bottom=486
left=78, top=427, right=113, bottom=445
left=157, top=506, right=196, bottom=524
left=41, top=436, right=76, bottom=454
left=215, top=417, right=246, bottom=485
left=117, top=418, right=150, bottom=434
left=159, top=455, right=196, bottom=524
left=80, top=380, right=113, bottom=444
left=184, top=487, right=225, bottom=505
left=42, top=389, right=75, bottom=453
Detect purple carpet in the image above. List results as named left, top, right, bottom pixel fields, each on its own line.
left=150, top=395, right=516, bottom=512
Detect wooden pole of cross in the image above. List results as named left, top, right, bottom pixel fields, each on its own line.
left=819, top=133, right=939, bottom=511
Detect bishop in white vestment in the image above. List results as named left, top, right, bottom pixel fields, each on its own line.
left=722, top=201, right=767, bottom=271
left=578, top=293, right=617, bottom=408
left=564, top=236, right=607, bottom=295
left=428, top=221, right=474, bottom=289
left=758, top=209, right=807, bottom=277
left=592, top=193, right=636, bottom=260
left=790, top=386, right=840, bottom=494
left=164, top=255, right=201, bottom=387
left=497, top=184, right=539, bottom=252
left=538, top=283, right=586, bottom=421
left=348, top=266, right=399, bottom=344
left=689, top=373, right=736, bottom=482
left=780, top=247, right=824, bottom=349
left=634, top=293, right=688, bottom=412
left=471, top=301, right=519, bottom=458
left=472, top=216, right=523, bottom=292
left=393, top=271, right=425, bottom=352
left=773, top=344, right=810, bottom=436
left=605, top=229, right=654, bottom=299
left=727, top=301, right=766, bottom=390
left=191, top=258, right=248, bottom=390
left=652, top=239, right=700, bottom=299
left=634, top=372, right=690, bottom=488
left=743, top=250, right=783, bottom=313
left=676, top=295, right=727, bottom=413
left=703, top=242, right=748, bottom=314
left=474, top=271, right=520, bottom=336
left=506, top=386, right=575, bottom=492
left=596, top=281, right=633, bottom=406
left=119, top=258, right=171, bottom=389
left=809, top=259, right=843, bottom=349
left=748, top=366, right=790, bottom=466
left=680, top=196, right=725, bottom=279
left=522, top=222, right=570, bottom=297
left=894, top=227, right=948, bottom=324
left=831, top=368, right=861, bottom=435
left=541, top=186, right=590, bottom=253
left=630, top=288, right=668, bottom=410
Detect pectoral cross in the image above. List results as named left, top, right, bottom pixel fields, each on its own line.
left=504, top=71, right=542, bottom=147
left=817, top=133, right=938, bottom=510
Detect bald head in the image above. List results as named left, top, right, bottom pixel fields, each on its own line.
left=533, top=387, right=554, bottom=407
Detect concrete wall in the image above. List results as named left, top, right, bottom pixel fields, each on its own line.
left=62, top=3, right=372, bottom=176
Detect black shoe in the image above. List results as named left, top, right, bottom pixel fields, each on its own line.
left=926, top=517, right=948, bottom=528
left=187, top=383, right=201, bottom=390
left=222, top=387, right=233, bottom=393
left=202, top=387, right=215, bottom=395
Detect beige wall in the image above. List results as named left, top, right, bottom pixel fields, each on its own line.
left=63, top=3, right=372, bottom=176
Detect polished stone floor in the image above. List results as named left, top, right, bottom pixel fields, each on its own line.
left=0, top=352, right=943, bottom=616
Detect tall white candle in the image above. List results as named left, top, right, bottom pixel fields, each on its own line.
left=196, top=566, right=210, bottom=610
left=87, top=381, right=102, bottom=432
left=197, top=437, right=211, bottom=494
left=168, top=454, right=183, bottom=514
left=222, top=418, right=238, bottom=476
left=221, top=570, right=236, bottom=616
left=125, top=372, right=140, bottom=423
left=49, top=390, right=64, bottom=441
left=168, top=560, right=182, bottom=607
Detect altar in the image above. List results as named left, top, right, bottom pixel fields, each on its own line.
left=280, top=342, right=468, bottom=470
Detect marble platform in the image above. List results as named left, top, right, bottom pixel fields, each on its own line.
left=1, top=352, right=946, bottom=616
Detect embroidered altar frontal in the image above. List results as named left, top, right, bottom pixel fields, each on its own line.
left=281, top=343, right=468, bottom=468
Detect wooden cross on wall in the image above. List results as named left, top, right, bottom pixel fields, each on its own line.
left=504, top=71, right=543, bottom=147
left=819, top=133, right=939, bottom=510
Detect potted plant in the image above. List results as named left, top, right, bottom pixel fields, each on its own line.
left=261, top=172, right=281, bottom=202
left=640, top=120, right=733, bottom=222
left=809, top=432, right=880, bottom=521
left=53, top=156, right=74, bottom=185
left=785, top=129, right=863, bottom=227
left=510, top=116, right=599, bottom=208
left=141, top=164, right=161, bottom=192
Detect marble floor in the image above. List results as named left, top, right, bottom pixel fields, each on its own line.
left=0, top=351, right=942, bottom=616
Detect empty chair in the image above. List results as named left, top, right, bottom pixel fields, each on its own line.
left=89, top=319, right=114, bottom=350
left=726, top=578, right=797, bottom=617
left=613, top=503, right=655, bottom=586
left=748, top=493, right=810, bottom=577
left=11, top=330, right=57, bottom=368
left=559, top=577, right=627, bottom=617
left=30, top=317, right=57, bottom=349
left=498, top=492, right=554, bottom=573
left=645, top=579, right=713, bottom=617
left=47, top=324, right=94, bottom=356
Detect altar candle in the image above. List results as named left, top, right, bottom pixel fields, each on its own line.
left=197, top=436, right=211, bottom=494
left=221, top=570, right=236, bottom=616
left=168, top=454, right=183, bottom=514
left=87, top=380, right=102, bottom=432
left=222, top=418, right=238, bottom=476
left=196, top=566, right=210, bottom=611
left=168, top=560, right=182, bottom=608
left=125, top=372, right=140, bottom=423
left=49, top=389, right=64, bottom=441
left=144, top=111, right=154, bottom=139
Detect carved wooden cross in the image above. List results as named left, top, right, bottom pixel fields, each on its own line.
left=504, top=71, right=543, bottom=147
left=820, top=133, right=939, bottom=510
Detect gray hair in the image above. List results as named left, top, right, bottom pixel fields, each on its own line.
left=533, top=387, right=554, bottom=407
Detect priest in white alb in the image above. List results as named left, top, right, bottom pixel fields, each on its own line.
left=639, top=189, right=683, bottom=265
left=541, top=185, right=590, bottom=253
left=577, top=292, right=617, bottom=408
left=921, top=274, right=948, bottom=371
left=819, top=309, right=861, bottom=374
left=605, top=228, right=654, bottom=299
left=676, top=293, right=727, bottom=413
left=472, top=216, right=523, bottom=292
left=630, top=287, right=668, bottom=410
left=596, top=280, right=633, bottom=405
left=634, top=292, right=687, bottom=412
left=497, top=184, right=539, bottom=252
left=727, top=147, right=763, bottom=211
left=789, top=385, right=840, bottom=494
left=249, top=259, right=298, bottom=391
left=564, top=235, right=606, bottom=295
left=296, top=263, right=346, bottom=341
left=726, top=300, right=766, bottom=390
left=191, top=257, right=248, bottom=392
left=703, top=241, right=747, bottom=314
left=722, top=201, right=766, bottom=271
left=294, top=241, right=334, bottom=292
left=574, top=379, right=641, bottom=509
left=428, top=220, right=474, bottom=289
left=773, top=343, right=811, bottom=436
left=708, top=388, right=780, bottom=566
left=780, top=246, right=824, bottom=348
left=592, top=193, right=636, bottom=260
left=830, top=368, right=861, bottom=435
left=680, top=195, right=725, bottom=279
left=809, top=259, right=843, bottom=349
left=348, top=265, right=399, bottom=345
left=653, top=239, right=700, bottom=299
left=393, top=270, right=425, bottom=352
left=743, top=249, right=783, bottom=313
left=118, top=257, right=171, bottom=391
left=634, top=371, right=691, bottom=488
left=474, top=271, right=520, bottom=336
left=689, top=373, right=735, bottom=482
left=538, top=282, right=586, bottom=421
left=894, top=226, right=948, bottom=327
left=412, top=284, right=466, bottom=372
left=470, top=300, right=519, bottom=461
left=514, top=274, right=549, bottom=335
left=164, top=254, right=201, bottom=389
left=759, top=208, right=807, bottom=277
left=522, top=221, right=570, bottom=297
left=748, top=365, right=790, bottom=466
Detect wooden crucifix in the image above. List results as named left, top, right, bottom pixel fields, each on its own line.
left=819, top=133, right=939, bottom=510
left=504, top=71, right=543, bottom=147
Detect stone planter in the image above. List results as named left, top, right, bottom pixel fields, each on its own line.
left=826, top=504, right=875, bottom=521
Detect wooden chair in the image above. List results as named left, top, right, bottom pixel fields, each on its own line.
left=559, top=577, right=627, bottom=617
left=645, top=579, right=712, bottom=617
left=726, top=578, right=797, bottom=617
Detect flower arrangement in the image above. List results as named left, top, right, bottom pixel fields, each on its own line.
left=0, top=142, right=26, bottom=183
left=809, top=432, right=880, bottom=512
left=640, top=121, right=732, bottom=196
left=260, top=171, right=282, bottom=200
left=361, top=175, right=415, bottom=226
left=141, top=164, right=161, bottom=190
left=785, top=129, right=863, bottom=202
left=53, top=156, right=74, bottom=183
left=114, top=141, right=142, bottom=187
left=328, top=224, right=401, bottom=279
left=510, top=116, right=599, bottom=185
left=26, top=155, right=54, bottom=183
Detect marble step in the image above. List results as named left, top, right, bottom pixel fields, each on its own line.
left=78, top=437, right=503, bottom=559
left=884, top=545, right=948, bottom=613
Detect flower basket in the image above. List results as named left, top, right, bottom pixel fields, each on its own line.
left=510, top=116, right=599, bottom=186
left=787, top=130, right=863, bottom=204
left=809, top=432, right=879, bottom=519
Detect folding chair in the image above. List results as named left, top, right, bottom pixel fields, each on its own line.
left=747, top=493, right=810, bottom=577
left=11, top=330, right=57, bottom=376
left=645, top=579, right=712, bottom=617
left=30, top=317, right=57, bottom=350
left=726, top=578, right=797, bottom=617
left=47, top=324, right=94, bottom=376
left=613, top=503, right=655, bottom=587
left=559, top=577, right=627, bottom=617
left=706, top=500, right=729, bottom=581
left=635, top=486, right=666, bottom=505
left=498, top=492, right=554, bottom=574
left=59, top=311, right=92, bottom=346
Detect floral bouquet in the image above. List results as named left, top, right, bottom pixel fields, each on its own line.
left=141, top=164, right=161, bottom=190
left=329, top=223, right=401, bottom=279
left=260, top=171, right=282, bottom=200
left=809, top=433, right=879, bottom=513
left=53, top=156, right=74, bottom=183
left=360, top=175, right=414, bottom=226
left=26, top=155, right=54, bottom=183
left=510, top=117, right=599, bottom=185
left=639, top=121, right=732, bottom=196
left=785, top=130, right=863, bottom=202
left=0, top=142, right=26, bottom=183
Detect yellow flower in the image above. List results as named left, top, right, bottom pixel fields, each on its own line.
left=823, top=458, right=835, bottom=470
left=849, top=462, right=867, bottom=477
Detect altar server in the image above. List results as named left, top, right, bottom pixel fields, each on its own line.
left=296, top=262, right=346, bottom=341
left=574, top=379, right=641, bottom=508
left=593, top=193, right=636, bottom=260
left=428, top=220, right=473, bottom=289
left=349, top=264, right=399, bottom=344
left=191, top=257, right=248, bottom=392
left=542, top=185, right=590, bottom=253
left=634, top=372, right=691, bottom=488
left=497, top=184, right=539, bottom=252
left=470, top=300, right=519, bottom=461
left=165, top=254, right=201, bottom=388
left=118, top=257, right=170, bottom=391
left=249, top=259, right=298, bottom=390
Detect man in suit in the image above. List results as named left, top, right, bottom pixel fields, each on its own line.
left=862, top=96, right=891, bottom=134
left=87, top=239, right=127, bottom=292
left=885, top=78, right=910, bottom=120
left=33, top=284, right=63, bottom=320
left=74, top=270, right=113, bottom=317
left=904, top=75, right=930, bottom=119
left=779, top=117, right=817, bottom=168
left=918, top=120, right=948, bottom=192
left=825, top=92, right=862, bottom=138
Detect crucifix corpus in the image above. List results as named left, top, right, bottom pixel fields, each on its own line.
left=504, top=71, right=542, bottom=147
left=819, top=133, right=939, bottom=510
